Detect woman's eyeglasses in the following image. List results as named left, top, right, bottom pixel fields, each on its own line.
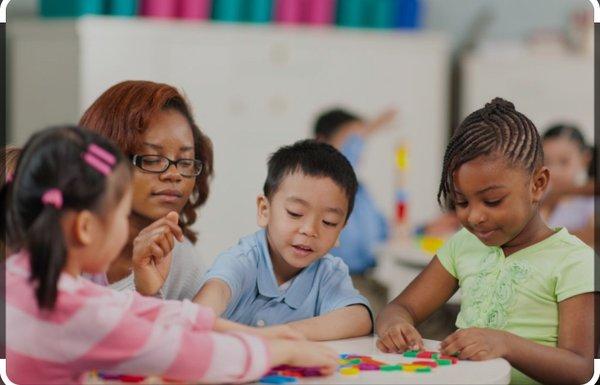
left=131, top=154, right=203, bottom=177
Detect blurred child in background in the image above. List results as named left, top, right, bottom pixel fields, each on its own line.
left=313, top=107, right=395, bottom=314
left=541, top=123, right=595, bottom=246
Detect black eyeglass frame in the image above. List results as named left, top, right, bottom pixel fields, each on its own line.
left=131, top=154, right=203, bottom=177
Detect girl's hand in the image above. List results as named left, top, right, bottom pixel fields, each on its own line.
left=440, top=328, right=509, bottom=360
left=268, top=339, right=339, bottom=376
left=132, top=211, right=184, bottom=296
left=254, top=325, right=306, bottom=341
left=376, top=321, right=424, bottom=353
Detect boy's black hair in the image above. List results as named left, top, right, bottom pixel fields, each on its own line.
left=313, top=108, right=362, bottom=141
left=1, top=126, right=131, bottom=310
left=263, top=139, right=358, bottom=221
left=542, top=123, right=595, bottom=177
left=438, top=97, right=544, bottom=210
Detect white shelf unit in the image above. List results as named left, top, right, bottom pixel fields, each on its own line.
left=461, top=48, right=594, bottom=142
left=8, top=17, right=450, bottom=262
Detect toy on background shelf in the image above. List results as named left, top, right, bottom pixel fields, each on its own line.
left=275, top=0, right=336, bottom=26
left=248, top=0, right=274, bottom=23
left=107, top=0, right=138, bottom=16
left=395, top=0, right=421, bottom=29
left=275, top=0, right=302, bottom=24
left=393, top=140, right=410, bottom=239
left=337, top=0, right=368, bottom=28
left=39, top=0, right=105, bottom=17
left=417, top=234, right=445, bottom=255
left=305, top=0, right=334, bottom=25
left=370, top=0, right=396, bottom=29
left=212, top=0, right=245, bottom=22
left=39, top=0, right=423, bottom=31
left=179, top=0, right=211, bottom=20
left=140, top=0, right=178, bottom=18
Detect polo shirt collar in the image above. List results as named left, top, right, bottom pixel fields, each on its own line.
left=254, top=229, right=319, bottom=309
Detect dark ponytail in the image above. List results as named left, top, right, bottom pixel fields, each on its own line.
left=5, top=126, right=130, bottom=310
left=27, top=208, right=67, bottom=309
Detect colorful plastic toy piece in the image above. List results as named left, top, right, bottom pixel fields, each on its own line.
left=416, top=366, right=432, bottom=373
left=340, top=367, right=360, bottom=376
left=439, top=355, right=459, bottom=364
left=381, top=365, right=403, bottom=371
left=413, top=360, right=438, bottom=368
left=259, top=375, right=298, bottom=384
left=436, top=359, right=452, bottom=366
left=416, top=351, right=434, bottom=359
left=402, top=364, right=424, bottom=372
left=403, top=350, right=419, bottom=358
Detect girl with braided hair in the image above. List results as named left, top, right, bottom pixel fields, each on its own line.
left=376, top=98, right=596, bottom=384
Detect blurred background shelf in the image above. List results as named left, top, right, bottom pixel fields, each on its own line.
left=461, top=47, right=594, bottom=142
left=7, top=17, right=450, bottom=261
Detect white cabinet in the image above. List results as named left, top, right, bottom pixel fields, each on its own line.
left=461, top=48, right=594, bottom=141
left=8, top=17, right=450, bottom=261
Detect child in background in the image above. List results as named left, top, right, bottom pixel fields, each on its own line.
left=375, top=98, right=596, bottom=384
left=541, top=124, right=595, bottom=246
left=313, top=108, right=394, bottom=314
left=195, top=140, right=373, bottom=340
left=3, top=126, right=338, bottom=384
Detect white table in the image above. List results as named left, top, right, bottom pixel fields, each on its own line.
left=86, top=336, right=510, bottom=385
left=258, top=336, right=511, bottom=385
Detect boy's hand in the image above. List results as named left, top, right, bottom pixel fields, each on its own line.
left=254, top=325, right=306, bottom=340
left=132, top=211, right=184, bottom=295
left=440, top=328, right=509, bottom=360
left=376, top=321, right=424, bottom=353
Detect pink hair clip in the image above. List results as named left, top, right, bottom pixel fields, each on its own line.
left=41, top=188, right=63, bottom=209
left=82, top=143, right=116, bottom=176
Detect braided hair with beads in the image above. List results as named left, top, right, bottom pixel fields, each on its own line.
left=438, top=97, right=544, bottom=210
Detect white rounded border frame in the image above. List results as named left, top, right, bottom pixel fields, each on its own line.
left=0, top=0, right=599, bottom=384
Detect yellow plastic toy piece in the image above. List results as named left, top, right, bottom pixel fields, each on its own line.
left=402, top=364, right=426, bottom=372
left=340, top=367, right=360, bottom=376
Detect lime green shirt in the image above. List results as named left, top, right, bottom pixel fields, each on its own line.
left=437, top=227, right=596, bottom=384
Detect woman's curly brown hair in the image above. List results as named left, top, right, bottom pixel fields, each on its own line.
left=79, top=80, right=214, bottom=243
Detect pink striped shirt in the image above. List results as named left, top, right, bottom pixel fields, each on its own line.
left=5, top=253, right=271, bottom=384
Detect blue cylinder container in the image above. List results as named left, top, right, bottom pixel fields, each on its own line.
left=107, top=0, right=138, bottom=16
left=213, top=0, right=245, bottom=22
left=396, top=0, right=421, bottom=29
left=337, top=0, right=368, bottom=28
left=247, top=0, right=273, bottom=23
left=40, top=0, right=105, bottom=17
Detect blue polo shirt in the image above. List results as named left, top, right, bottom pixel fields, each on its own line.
left=201, top=229, right=371, bottom=327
